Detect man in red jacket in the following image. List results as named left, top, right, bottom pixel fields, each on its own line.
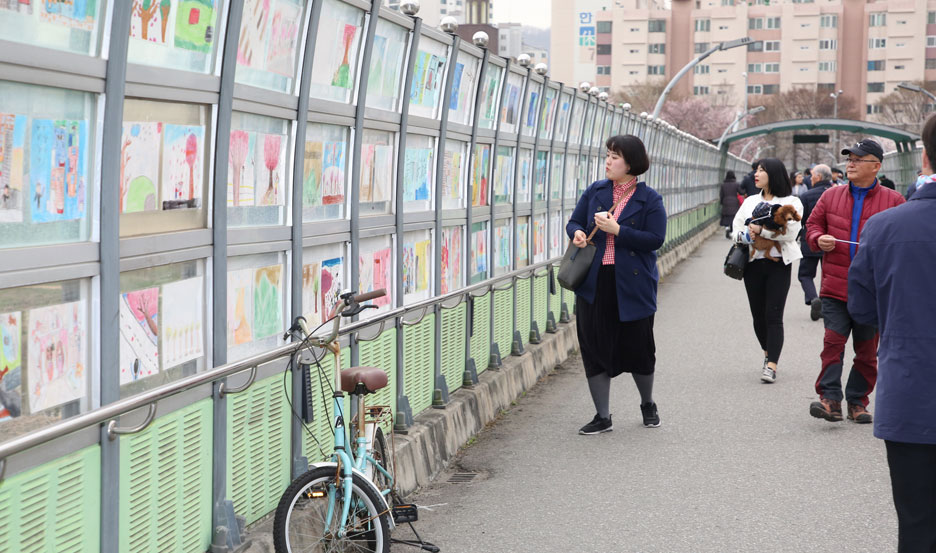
left=805, top=138, right=905, bottom=423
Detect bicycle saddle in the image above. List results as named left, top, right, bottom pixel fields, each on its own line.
left=340, top=366, right=388, bottom=394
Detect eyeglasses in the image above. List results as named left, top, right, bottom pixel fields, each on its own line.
left=845, top=158, right=879, bottom=165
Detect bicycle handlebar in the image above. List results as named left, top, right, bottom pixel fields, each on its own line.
left=292, top=289, right=387, bottom=349
left=353, top=288, right=386, bottom=304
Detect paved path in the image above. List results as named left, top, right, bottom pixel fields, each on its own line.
left=395, top=234, right=896, bottom=553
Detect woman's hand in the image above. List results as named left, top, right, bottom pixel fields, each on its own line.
left=748, top=223, right=762, bottom=236
left=572, top=229, right=588, bottom=248
left=594, top=211, right=620, bottom=236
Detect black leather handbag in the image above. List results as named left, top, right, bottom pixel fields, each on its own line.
left=723, top=242, right=748, bottom=280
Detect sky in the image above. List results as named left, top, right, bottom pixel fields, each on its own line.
left=492, top=0, right=551, bottom=29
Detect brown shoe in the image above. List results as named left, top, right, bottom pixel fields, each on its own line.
left=810, top=398, right=843, bottom=422
left=847, top=403, right=873, bottom=424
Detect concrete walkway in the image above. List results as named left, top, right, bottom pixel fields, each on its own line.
left=395, top=234, right=896, bottom=553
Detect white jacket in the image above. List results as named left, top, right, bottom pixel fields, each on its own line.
left=732, top=192, right=804, bottom=266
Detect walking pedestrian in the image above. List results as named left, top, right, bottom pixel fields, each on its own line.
left=831, top=168, right=846, bottom=185
left=848, top=115, right=936, bottom=552
left=805, top=138, right=905, bottom=423
left=791, top=171, right=808, bottom=196
left=740, top=160, right=758, bottom=198
left=566, top=135, right=667, bottom=435
left=720, top=170, right=741, bottom=239
left=731, top=158, right=804, bottom=383
left=797, top=164, right=833, bottom=321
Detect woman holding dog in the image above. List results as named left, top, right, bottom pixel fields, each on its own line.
left=732, top=158, right=804, bottom=383
left=566, top=135, right=667, bottom=435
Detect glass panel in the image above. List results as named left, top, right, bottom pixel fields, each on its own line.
left=302, top=122, right=348, bottom=221
left=493, top=146, right=513, bottom=205
left=448, top=55, right=479, bottom=126
left=534, top=151, right=547, bottom=202
left=358, top=235, right=394, bottom=316
left=228, top=112, right=290, bottom=227
left=0, top=81, right=96, bottom=249
left=128, top=0, right=222, bottom=73
left=517, top=148, right=532, bottom=203
left=402, top=229, right=432, bottom=304
left=550, top=153, right=563, bottom=200
left=602, top=109, right=613, bottom=142
left=0, top=278, right=92, bottom=441
left=521, top=82, right=541, bottom=137
left=468, top=221, right=488, bottom=284
left=469, top=143, right=490, bottom=207
left=499, top=72, right=523, bottom=135
left=492, top=218, right=511, bottom=276
left=402, top=134, right=434, bottom=213
left=366, top=18, right=408, bottom=111
left=235, top=0, right=307, bottom=93
left=577, top=154, right=590, bottom=194
left=302, top=241, right=347, bottom=328
left=440, top=224, right=463, bottom=294
left=569, top=97, right=585, bottom=144
left=555, top=92, right=572, bottom=142
left=592, top=107, right=605, bottom=145
left=549, top=211, right=562, bottom=258
left=119, top=260, right=206, bottom=398
left=408, top=38, right=448, bottom=119
left=516, top=215, right=529, bottom=268
left=0, top=0, right=105, bottom=56
left=360, top=129, right=395, bottom=215
left=477, top=63, right=503, bottom=131
left=309, top=0, right=364, bottom=104
left=227, top=252, right=288, bottom=362
left=538, top=87, right=558, bottom=140
left=564, top=155, right=577, bottom=199
left=533, top=213, right=546, bottom=263
left=441, top=139, right=465, bottom=210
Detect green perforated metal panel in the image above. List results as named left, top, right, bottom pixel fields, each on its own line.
left=516, top=278, right=531, bottom=347
left=227, top=374, right=291, bottom=526
left=0, top=445, right=100, bottom=553
left=121, top=399, right=212, bottom=553
left=492, top=289, right=512, bottom=357
left=470, top=293, right=491, bottom=373
left=403, top=313, right=435, bottom=417
left=533, top=275, right=548, bottom=335
left=440, top=302, right=467, bottom=393
left=358, top=327, right=397, bottom=434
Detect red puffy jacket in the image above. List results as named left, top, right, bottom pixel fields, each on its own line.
left=805, top=183, right=905, bottom=302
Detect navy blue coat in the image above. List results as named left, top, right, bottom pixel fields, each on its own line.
left=566, top=180, right=667, bottom=322
left=797, top=180, right=832, bottom=258
left=848, top=183, right=936, bottom=445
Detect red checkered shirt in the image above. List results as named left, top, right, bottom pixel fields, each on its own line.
left=602, top=179, right=637, bottom=265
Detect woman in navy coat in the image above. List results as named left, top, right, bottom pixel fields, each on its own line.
left=566, top=135, right=667, bottom=435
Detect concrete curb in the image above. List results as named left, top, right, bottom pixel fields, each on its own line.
left=658, top=221, right=718, bottom=279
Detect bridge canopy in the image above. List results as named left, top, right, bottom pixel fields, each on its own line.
left=720, top=118, right=921, bottom=148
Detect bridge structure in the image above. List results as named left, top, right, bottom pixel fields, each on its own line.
left=0, top=2, right=750, bottom=552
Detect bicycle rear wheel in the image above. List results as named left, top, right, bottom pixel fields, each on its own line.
left=273, top=466, right=390, bottom=553
left=371, top=426, right=394, bottom=502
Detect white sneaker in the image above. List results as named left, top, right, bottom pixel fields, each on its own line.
left=761, top=366, right=777, bottom=383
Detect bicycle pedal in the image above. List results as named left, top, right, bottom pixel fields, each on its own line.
left=392, top=503, right=419, bottom=523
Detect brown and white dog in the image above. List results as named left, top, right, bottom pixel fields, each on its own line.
left=750, top=204, right=801, bottom=262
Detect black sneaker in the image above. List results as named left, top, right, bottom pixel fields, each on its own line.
left=640, top=402, right=661, bottom=428
left=810, top=298, right=822, bottom=321
left=579, top=414, right=612, bottom=435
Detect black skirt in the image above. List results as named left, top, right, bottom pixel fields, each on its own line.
left=575, top=265, right=656, bottom=377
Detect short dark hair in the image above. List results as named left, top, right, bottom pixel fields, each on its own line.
left=757, top=158, right=792, bottom=197
left=832, top=168, right=844, bottom=176
left=751, top=160, right=759, bottom=170
left=923, top=114, right=936, bottom=171
left=605, top=135, right=650, bottom=176
left=725, top=170, right=736, bottom=181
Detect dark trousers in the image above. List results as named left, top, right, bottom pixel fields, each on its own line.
left=815, top=297, right=879, bottom=405
left=797, top=255, right=820, bottom=304
left=742, top=259, right=791, bottom=364
left=885, top=440, right=936, bottom=552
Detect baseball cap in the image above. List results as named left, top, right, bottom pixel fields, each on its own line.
left=841, top=138, right=884, bottom=162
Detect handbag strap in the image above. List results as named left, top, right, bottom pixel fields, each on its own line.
left=585, top=180, right=637, bottom=243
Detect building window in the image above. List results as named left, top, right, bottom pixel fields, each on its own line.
left=693, top=86, right=710, bottom=95
left=694, top=42, right=709, bottom=54
left=926, top=59, right=936, bottom=69
left=629, top=49, right=639, bottom=54
left=649, top=43, right=665, bottom=54
left=648, top=19, right=666, bottom=33
left=930, top=12, right=936, bottom=25
left=867, top=82, right=885, bottom=93
left=867, top=104, right=882, bottom=115
left=763, top=84, right=779, bottom=95
left=819, top=39, right=837, bottom=50
left=597, top=44, right=612, bottom=55
left=648, top=65, right=665, bottom=75
left=597, top=66, right=611, bottom=75
left=765, top=40, right=780, bottom=52
left=894, top=64, right=905, bottom=70
left=695, top=19, right=711, bottom=32
left=765, top=63, right=780, bottom=73
left=694, top=64, right=710, bottom=75
left=820, top=14, right=838, bottom=28
left=747, top=84, right=763, bottom=94
left=597, top=21, right=612, bottom=33
left=817, top=83, right=835, bottom=92
left=629, top=70, right=639, bottom=75
left=766, top=17, right=781, bottom=30
left=928, top=36, right=936, bottom=48
left=719, top=25, right=729, bottom=30
left=869, top=13, right=886, bottom=27
left=818, top=61, right=837, bottom=72
left=868, top=38, right=886, bottom=49
left=867, top=60, right=885, bottom=71
left=748, top=41, right=764, bottom=52
left=630, top=27, right=640, bottom=32
left=747, top=63, right=762, bottom=73
left=721, top=0, right=734, bottom=5
left=748, top=18, right=763, bottom=30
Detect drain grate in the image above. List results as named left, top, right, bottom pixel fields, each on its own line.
left=447, top=472, right=478, bottom=483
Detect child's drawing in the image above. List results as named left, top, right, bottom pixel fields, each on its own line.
left=0, top=113, right=26, bottom=223
left=227, top=268, right=254, bottom=346
left=403, top=148, right=432, bottom=202
left=253, top=265, right=283, bottom=340
left=30, top=119, right=87, bottom=222
left=161, top=277, right=204, bottom=369
left=162, top=123, right=204, bottom=210
left=441, top=226, right=462, bottom=294
left=265, top=0, right=300, bottom=76
left=256, top=133, right=285, bottom=206
left=174, top=0, right=216, bottom=53
left=119, top=287, right=159, bottom=384
left=228, top=129, right=256, bottom=207
left=0, top=311, right=22, bottom=421
left=131, top=0, right=173, bottom=45
left=121, top=121, right=161, bottom=214
left=237, top=0, right=270, bottom=69
left=27, top=301, right=86, bottom=412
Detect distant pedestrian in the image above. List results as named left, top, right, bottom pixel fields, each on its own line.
left=797, top=164, right=833, bottom=321
left=805, top=138, right=905, bottom=424
left=905, top=169, right=929, bottom=200
left=720, top=170, right=741, bottom=238
left=848, top=114, right=936, bottom=552
left=831, top=168, right=846, bottom=185
left=740, top=160, right=758, bottom=197
left=791, top=171, right=808, bottom=196
left=566, top=135, right=667, bottom=435
left=879, top=175, right=896, bottom=190
left=732, top=158, right=804, bottom=384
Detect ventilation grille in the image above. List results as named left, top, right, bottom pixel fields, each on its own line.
left=441, top=302, right=467, bottom=393
left=469, top=293, right=491, bottom=373
left=403, top=313, right=435, bottom=417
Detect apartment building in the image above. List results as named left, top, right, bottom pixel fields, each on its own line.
left=552, top=0, right=936, bottom=120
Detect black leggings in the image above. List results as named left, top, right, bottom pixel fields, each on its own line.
left=743, top=259, right=791, bottom=364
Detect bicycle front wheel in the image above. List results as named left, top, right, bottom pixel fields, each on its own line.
left=273, top=466, right=390, bottom=553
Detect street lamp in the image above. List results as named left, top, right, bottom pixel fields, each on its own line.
left=733, top=71, right=749, bottom=133
left=830, top=89, right=843, bottom=149
left=897, top=82, right=936, bottom=103
left=717, top=105, right=766, bottom=150
left=753, top=144, right=774, bottom=161
left=651, top=37, right=757, bottom=119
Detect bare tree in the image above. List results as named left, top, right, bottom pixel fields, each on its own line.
left=873, top=81, right=936, bottom=133
left=609, top=82, right=675, bottom=116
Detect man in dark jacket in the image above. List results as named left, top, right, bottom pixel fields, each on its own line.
left=805, top=138, right=905, bottom=424
left=848, top=115, right=936, bottom=552
left=797, top=164, right=833, bottom=320
left=740, top=160, right=758, bottom=197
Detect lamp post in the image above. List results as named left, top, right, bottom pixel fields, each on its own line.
left=717, top=105, right=765, bottom=150
left=733, top=71, right=749, bottom=133
left=830, top=89, right=843, bottom=150
left=753, top=144, right=774, bottom=160
left=651, top=37, right=757, bottom=119
left=897, top=82, right=936, bottom=103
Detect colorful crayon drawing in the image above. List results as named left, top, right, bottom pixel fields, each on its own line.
left=253, top=265, right=283, bottom=340
left=410, top=51, right=446, bottom=109
left=121, top=121, right=161, bottom=214
left=30, top=119, right=87, bottom=223
left=322, top=141, right=345, bottom=204
left=361, top=144, right=393, bottom=204
left=471, top=144, right=490, bottom=207
left=533, top=216, right=546, bottom=261
left=161, top=123, right=204, bottom=210
left=494, top=147, right=512, bottom=203
left=518, top=150, right=532, bottom=202
left=402, top=237, right=430, bottom=296
left=302, top=140, right=322, bottom=207
left=332, top=24, right=358, bottom=89
left=534, top=151, right=547, bottom=201
left=449, top=63, right=464, bottom=111
left=174, top=0, right=216, bottom=53
left=442, top=149, right=462, bottom=201
left=540, top=89, right=556, bottom=133
left=501, top=83, right=519, bottom=126
left=131, top=0, right=173, bottom=44
left=161, top=277, right=204, bottom=369
left=301, top=261, right=321, bottom=325
left=27, top=301, right=86, bottom=412
left=471, top=224, right=487, bottom=278
left=264, top=0, right=300, bottom=76
left=550, top=212, right=562, bottom=258
left=359, top=246, right=392, bottom=308
left=1, top=0, right=32, bottom=14
left=119, top=287, right=159, bottom=385
left=255, top=133, right=285, bottom=206
left=403, top=148, right=432, bottom=202
left=525, top=91, right=539, bottom=129
left=0, top=113, right=27, bottom=223
left=480, top=66, right=500, bottom=125
left=494, top=223, right=511, bottom=270
left=551, top=153, right=564, bottom=200
left=368, top=33, right=404, bottom=100
left=237, top=0, right=270, bottom=69
left=517, top=219, right=529, bottom=267
left=41, top=0, right=97, bottom=31
left=227, top=268, right=254, bottom=346
left=0, top=311, right=23, bottom=421
left=228, top=129, right=257, bottom=207
left=320, top=257, right=343, bottom=318
left=441, top=226, right=462, bottom=294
